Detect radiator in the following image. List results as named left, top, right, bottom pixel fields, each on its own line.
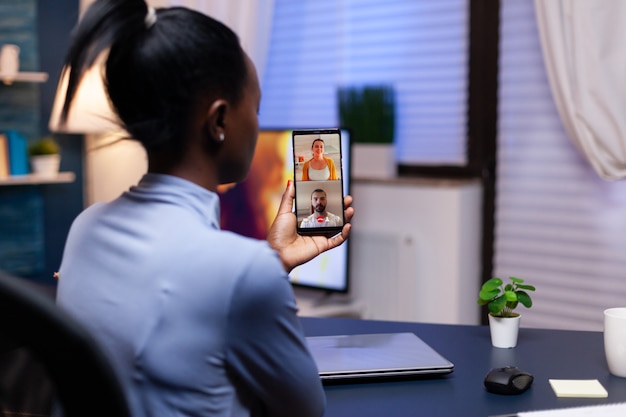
left=305, top=179, right=483, bottom=325
left=350, top=230, right=420, bottom=321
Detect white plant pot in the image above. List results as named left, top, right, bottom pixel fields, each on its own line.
left=30, top=154, right=61, bottom=178
left=352, top=143, right=396, bottom=179
left=488, top=314, right=521, bottom=348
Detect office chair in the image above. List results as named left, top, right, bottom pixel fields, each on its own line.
left=0, top=271, right=131, bottom=417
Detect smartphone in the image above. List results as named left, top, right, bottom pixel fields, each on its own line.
left=292, top=128, right=345, bottom=237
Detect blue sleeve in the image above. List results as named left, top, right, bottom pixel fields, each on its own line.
left=225, top=244, right=326, bottom=417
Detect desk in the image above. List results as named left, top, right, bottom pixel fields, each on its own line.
left=300, top=317, right=626, bottom=417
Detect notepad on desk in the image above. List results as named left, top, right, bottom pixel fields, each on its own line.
left=548, top=379, right=608, bottom=398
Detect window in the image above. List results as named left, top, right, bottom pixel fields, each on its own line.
left=494, top=0, right=626, bottom=331
left=260, top=0, right=470, bottom=166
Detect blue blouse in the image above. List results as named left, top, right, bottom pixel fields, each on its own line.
left=56, top=173, right=325, bottom=417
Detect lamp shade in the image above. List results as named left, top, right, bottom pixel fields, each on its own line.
left=48, top=53, right=121, bottom=134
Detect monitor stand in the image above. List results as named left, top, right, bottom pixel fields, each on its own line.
left=293, top=287, right=364, bottom=318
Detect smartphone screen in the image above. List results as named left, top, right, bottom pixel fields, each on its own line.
left=292, top=128, right=345, bottom=237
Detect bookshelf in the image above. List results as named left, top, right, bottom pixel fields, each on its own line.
left=0, top=69, right=55, bottom=182
left=0, top=71, right=48, bottom=85
left=0, top=172, right=75, bottom=186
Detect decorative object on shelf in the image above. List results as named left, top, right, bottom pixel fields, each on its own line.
left=0, top=44, right=20, bottom=82
left=0, top=43, right=48, bottom=85
left=0, top=131, right=30, bottom=178
left=477, top=276, right=536, bottom=348
left=28, top=136, right=61, bottom=178
left=0, top=134, right=8, bottom=178
left=6, top=130, right=28, bottom=176
left=338, top=85, right=395, bottom=179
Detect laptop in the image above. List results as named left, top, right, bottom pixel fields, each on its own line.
left=306, top=332, right=454, bottom=381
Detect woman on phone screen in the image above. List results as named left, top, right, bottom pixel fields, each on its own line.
left=301, top=138, right=338, bottom=180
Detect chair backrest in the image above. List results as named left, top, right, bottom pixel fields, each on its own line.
left=0, top=271, right=131, bottom=417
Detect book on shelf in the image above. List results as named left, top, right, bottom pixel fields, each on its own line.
left=0, top=134, right=9, bottom=178
left=6, top=130, right=28, bottom=176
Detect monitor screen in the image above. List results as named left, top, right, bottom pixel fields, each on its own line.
left=217, top=129, right=350, bottom=293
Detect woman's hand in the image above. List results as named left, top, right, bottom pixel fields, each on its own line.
left=267, top=181, right=354, bottom=273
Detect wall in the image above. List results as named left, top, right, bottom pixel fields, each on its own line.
left=37, top=0, right=82, bottom=286
left=0, top=0, right=44, bottom=276
left=0, top=0, right=81, bottom=285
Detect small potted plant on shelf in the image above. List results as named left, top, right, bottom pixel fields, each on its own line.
left=28, top=136, right=61, bottom=178
left=337, top=84, right=396, bottom=179
left=477, top=276, right=536, bottom=348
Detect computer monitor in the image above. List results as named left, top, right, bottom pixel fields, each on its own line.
left=217, top=128, right=351, bottom=293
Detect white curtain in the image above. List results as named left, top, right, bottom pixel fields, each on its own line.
left=161, top=0, right=274, bottom=82
left=81, top=0, right=274, bottom=81
left=534, top=0, right=626, bottom=180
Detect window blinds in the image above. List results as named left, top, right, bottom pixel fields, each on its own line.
left=260, top=0, right=469, bottom=165
left=494, top=0, right=626, bottom=331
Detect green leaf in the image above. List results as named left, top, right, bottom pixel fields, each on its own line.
left=509, top=276, right=524, bottom=284
left=488, top=296, right=506, bottom=314
left=28, top=137, right=60, bottom=156
left=516, top=284, right=536, bottom=292
left=338, top=85, right=395, bottom=144
left=517, top=291, right=533, bottom=308
left=504, top=290, right=517, bottom=302
left=479, top=288, right=500, bottom=301
left=480, top=278, right=502, bottom=292
left=485, top=277, right=503, bottom=287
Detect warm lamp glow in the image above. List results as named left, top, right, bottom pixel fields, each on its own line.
left=48, top=53, right=121, bottom=134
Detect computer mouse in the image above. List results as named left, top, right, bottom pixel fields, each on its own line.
left=484, top=366, right=533, bottom=395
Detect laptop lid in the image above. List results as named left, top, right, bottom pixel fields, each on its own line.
left=306, top=332, right=454, bottom=381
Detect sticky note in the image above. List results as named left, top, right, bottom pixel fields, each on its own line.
left=548, top=379, right=608, bottom=398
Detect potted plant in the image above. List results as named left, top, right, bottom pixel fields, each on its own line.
left=477, top=276, right=536, bottom=348
left=28, top=136, right=61, bottom=178
left=338, top=85, right=395, bottom=178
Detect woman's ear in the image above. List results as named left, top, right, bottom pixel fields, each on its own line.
left=204, top=99, right=228, bottom=143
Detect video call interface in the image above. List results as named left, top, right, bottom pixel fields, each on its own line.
left=217, top=129, right=350, bottom=293
left=292, top=130, right=345, bottom=232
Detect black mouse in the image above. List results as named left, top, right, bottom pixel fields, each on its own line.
left=484, top=366, right=533, bottom=395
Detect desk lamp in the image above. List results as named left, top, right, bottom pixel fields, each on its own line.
left=48, top=52, right=121, bottom=134
left=48, top=53, right=146, bottom=205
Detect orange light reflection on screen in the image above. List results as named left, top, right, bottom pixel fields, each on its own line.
left=217, top=131, right=293, bottom=240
